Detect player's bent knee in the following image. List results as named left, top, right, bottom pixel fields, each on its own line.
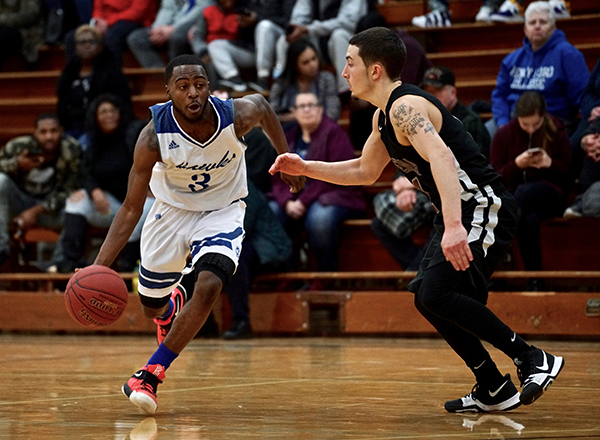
left=196, top=252, right=236, bottom=287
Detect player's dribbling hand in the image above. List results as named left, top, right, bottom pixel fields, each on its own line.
left=441, top=226, right=473, bottom=271
left=270, top=153, right=306, bottom=192
left=281, top=173, right=305, bottom=193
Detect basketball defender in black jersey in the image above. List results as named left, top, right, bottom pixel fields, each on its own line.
left=270, top=27, right=564, bottom=412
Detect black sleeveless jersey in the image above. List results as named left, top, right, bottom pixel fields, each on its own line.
left=378, top=84, right=502, bottom=212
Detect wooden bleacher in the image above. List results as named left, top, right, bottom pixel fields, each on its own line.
left=0, top=271, right=598, bottom=336
left=1, top=0, right=600, bottom=337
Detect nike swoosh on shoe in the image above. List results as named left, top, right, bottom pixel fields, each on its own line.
left=538, top=352, right=549, bottom=371
left=489, top=379, right=508, bottom=398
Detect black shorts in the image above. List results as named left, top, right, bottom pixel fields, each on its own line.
left=408, top=188, right=518, bottom=301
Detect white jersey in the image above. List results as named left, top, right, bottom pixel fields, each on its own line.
left=149, top=95, right=248, bottom=211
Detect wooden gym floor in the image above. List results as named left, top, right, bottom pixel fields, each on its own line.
left=1, top=334, right=599, bottom=439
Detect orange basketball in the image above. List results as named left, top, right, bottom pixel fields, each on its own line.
left=64, top=265, right=129, bottom=328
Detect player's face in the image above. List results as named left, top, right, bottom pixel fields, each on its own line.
left=96, top=101, right=121, bottom=135
left=166, top=65, right=211, bottom=123
left=342, top=45, right=369, bottom=99
left=518, top=113, right=544, bottom=135
left=34, top=118, right=62, bottom=153
left=524, top=11, right=555, bottom=49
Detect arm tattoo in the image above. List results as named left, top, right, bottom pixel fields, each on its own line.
left=391, top=103, right=433, bottom=141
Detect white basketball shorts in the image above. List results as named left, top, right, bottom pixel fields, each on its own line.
left=137, top=199, right=246, bottom=298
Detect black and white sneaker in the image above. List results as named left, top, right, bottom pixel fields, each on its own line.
left=515, top=346, right=564, bottom=405
left=445, top=374, right=521, bottom=413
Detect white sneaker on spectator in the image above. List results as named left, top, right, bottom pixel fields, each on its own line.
left=411, top=9, right=452, bottom=28
left=549, top=0, right=571, bottom=19
left=490, top=0, right=524, bottom=23
left=219, top=76, right=247, bottom=93
left=475, top=5, right=495, bottom=22
left=563, top=207, right=582, bottom=219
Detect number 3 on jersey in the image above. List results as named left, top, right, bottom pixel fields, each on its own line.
left=188, top=172, right=210, bottom=192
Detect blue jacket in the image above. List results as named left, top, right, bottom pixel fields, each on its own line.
left=491, top=29, right=589, bottom=127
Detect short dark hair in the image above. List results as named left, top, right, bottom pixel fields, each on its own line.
left=165, top=54, right=208, bottom=84
left=35, top=113, right=60, bottom=128
left=348, top=27, right=406, bottom=81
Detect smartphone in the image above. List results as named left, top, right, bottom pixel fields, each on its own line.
left=527, top=147, right=542, bottom=154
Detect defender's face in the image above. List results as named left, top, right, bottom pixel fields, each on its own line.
left=342, top=45, right=369, bottom=99
left=166, top=65, right=211, bottom=122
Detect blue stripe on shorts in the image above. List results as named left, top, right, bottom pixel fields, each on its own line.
left=189, top=227, right=244, bottom=260
left=139, top=266, right=182, bottom=291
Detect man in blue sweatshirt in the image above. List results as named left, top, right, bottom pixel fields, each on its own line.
left=490, top=1, right=588, bottom=135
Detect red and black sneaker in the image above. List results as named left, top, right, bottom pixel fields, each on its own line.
left=153, top=285, right=188, bottom=345
left=122, top=364, right=166, bottom=414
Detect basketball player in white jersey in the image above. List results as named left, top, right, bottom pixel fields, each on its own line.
left=93, top=54, right=304, bottom=414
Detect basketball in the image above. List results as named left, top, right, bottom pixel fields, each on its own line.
left=64, top=265, right=129, bottom=328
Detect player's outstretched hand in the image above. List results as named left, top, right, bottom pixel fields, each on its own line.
left=270, top=153, right=305, bottom=175
left=270, top=153, right=307, bottom=193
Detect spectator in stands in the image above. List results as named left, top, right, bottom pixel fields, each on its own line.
left=0, top=0, right=44, bottom=67
left=268, top=92, right=366, bottom=272
left=50, top=94, right=152, bottom=273
left=410, top=0, right=570, bottom=27
left=348, top=11, right=433, bottom=149
left=570, top=57, right=600, bottom=170
left=490, top=91, right=572, bottom=280
left=63, top=0, right=158, bottom=63
left=411, top=0, right=502, bottom=27
left=489, top=1, right=588, bottom=137
left=275, top=0, right=367, bottom=94
left=0, top=114, right=82, bottom=268
left=421, top=66, right=491, bottom=157
left=564, top=118, right=600, bottom=219
left=490, top=0, right=569, bottom=23
left=564, top=57, right=600, bottom=219
left=371, top=174, right=435, bottom=271
left=127, top=0, right=212, bottom=69
left=189, top=0, right=260, bottom=93
left=251, top=0, right=296, bottom=92
left=42, top=0, right=92, bottom=45
left=56, top=25, right=133, bottom=141
left=269, top=38, right=341, bottom=130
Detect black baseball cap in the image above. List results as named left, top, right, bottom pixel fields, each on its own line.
left=420, top=66, right=455, bottom=88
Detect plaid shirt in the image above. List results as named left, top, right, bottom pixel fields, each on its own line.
left=0, top=135, right=82, bottom=215
left=373, top=187, right=436, bottom=240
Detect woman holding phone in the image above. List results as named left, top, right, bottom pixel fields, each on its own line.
left=490, top=91, right=573, bottom=286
